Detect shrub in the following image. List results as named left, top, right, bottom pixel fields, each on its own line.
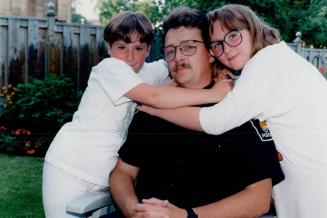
left=0, top=74, right=82, bottom=156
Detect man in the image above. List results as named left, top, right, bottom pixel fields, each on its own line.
left=109, top=7, right=284, bottom=218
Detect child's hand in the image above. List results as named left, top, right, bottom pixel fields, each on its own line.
left=211, top=79, right=233, bottom=102
left=217, top=68, right=238, bottom=81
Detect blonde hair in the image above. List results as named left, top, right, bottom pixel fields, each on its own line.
left=208, top=4, right=281, bottom=56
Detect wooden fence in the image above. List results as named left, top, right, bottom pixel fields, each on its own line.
left=0, top=14, right=106, bottom=91
left=0, top=15, right=326, bottom=92
left=288, top=39, right=327, bottom=77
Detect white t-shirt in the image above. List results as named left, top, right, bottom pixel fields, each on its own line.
left=45, top=58, right=169, bottom=186
left=200, top=41, right=327, bottom=218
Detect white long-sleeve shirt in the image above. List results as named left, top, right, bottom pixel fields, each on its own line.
left=200, top=41, right=327, bottom=218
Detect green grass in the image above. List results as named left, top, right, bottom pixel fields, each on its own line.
left=0, top=154, right=44, bottom=218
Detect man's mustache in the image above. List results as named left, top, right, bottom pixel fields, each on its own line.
left=173, top=62, right=191, bottom=72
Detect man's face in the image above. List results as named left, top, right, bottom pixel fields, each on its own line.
left=108, top=32, right=150, bottom=73
left=165, top=27, right=214, bottom=88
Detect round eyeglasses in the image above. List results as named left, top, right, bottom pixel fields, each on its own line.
left=164, top=40, right=205, bottom=62
left=209, top=29, right=243, bottom=58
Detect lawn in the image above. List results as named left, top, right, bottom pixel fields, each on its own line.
left=0, top=154, right=44, bottom=217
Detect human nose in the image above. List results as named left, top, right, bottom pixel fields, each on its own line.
left=174, top=46, right=184, bottom=61
left=222, top=41, right=232, bottom=54
left=126, top=48, right=134, bottom=61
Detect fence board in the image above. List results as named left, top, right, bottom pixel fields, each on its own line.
left=0, top=24, right=8, bottom=86
left=20, top=22, right=28, bottom=83
left=28, top=20, right=40, bottom=80
left=96, top=27, right=106, bottom=62
left=71, top=30, right=80, bottom=90
left=38, top=28, right=46, bottom=80
left=79, top=26, right=91, bottom=90
left=8, top=18, right=23, bottom=84
left=62, top=25, right=73, bottom=77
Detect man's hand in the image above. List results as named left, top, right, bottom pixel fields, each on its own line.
left=142, top=198, right=170, bottom=208
left=132, top=198, right=187, bottom=218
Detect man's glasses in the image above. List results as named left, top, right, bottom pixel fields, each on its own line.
left=209, top=29, right=243, bottom=58
left=164, top=40, right=205, bottom=62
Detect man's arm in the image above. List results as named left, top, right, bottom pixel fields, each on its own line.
left=135, top=178, right=272, bottom=218
left=109, top=158, right=140, bottom=218
left=193, top=178, right=272, bottom=218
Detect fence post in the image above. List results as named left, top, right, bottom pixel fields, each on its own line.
left=293, top=31, right=303, bottom=54
left=45, top=2, right=56, bottom=78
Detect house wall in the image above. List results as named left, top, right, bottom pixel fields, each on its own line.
left=0, top=0, right=71, bottom=22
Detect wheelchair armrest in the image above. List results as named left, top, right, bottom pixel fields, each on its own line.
left=66, top=190, right=112, bottom=214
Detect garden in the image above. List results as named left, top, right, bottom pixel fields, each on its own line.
left=0, top=74, right=82, bottom=216
left=0, top=74, right=82, bottom=157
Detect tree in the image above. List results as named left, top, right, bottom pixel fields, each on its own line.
left=300, top=0, right=327, bottom=47
left=71, top=0, right=90, bottom=24
left=97, top=0, right=133, bottom=24
left=71, top=13, right=89, bottom=24
left=97, top=0, right=327, bottom=47
left=97, top=0, right=162, bottom=25
left=137, top=0, right=162, bottom=26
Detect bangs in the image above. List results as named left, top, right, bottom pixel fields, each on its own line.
left=104, top=11, right=153, bottom=45
left=209, top=8, right=247, bottom=35
left=112, top=19, right=150, bottom=43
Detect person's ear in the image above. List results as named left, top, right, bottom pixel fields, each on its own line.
left=105, top=42, right=112, bottom=56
